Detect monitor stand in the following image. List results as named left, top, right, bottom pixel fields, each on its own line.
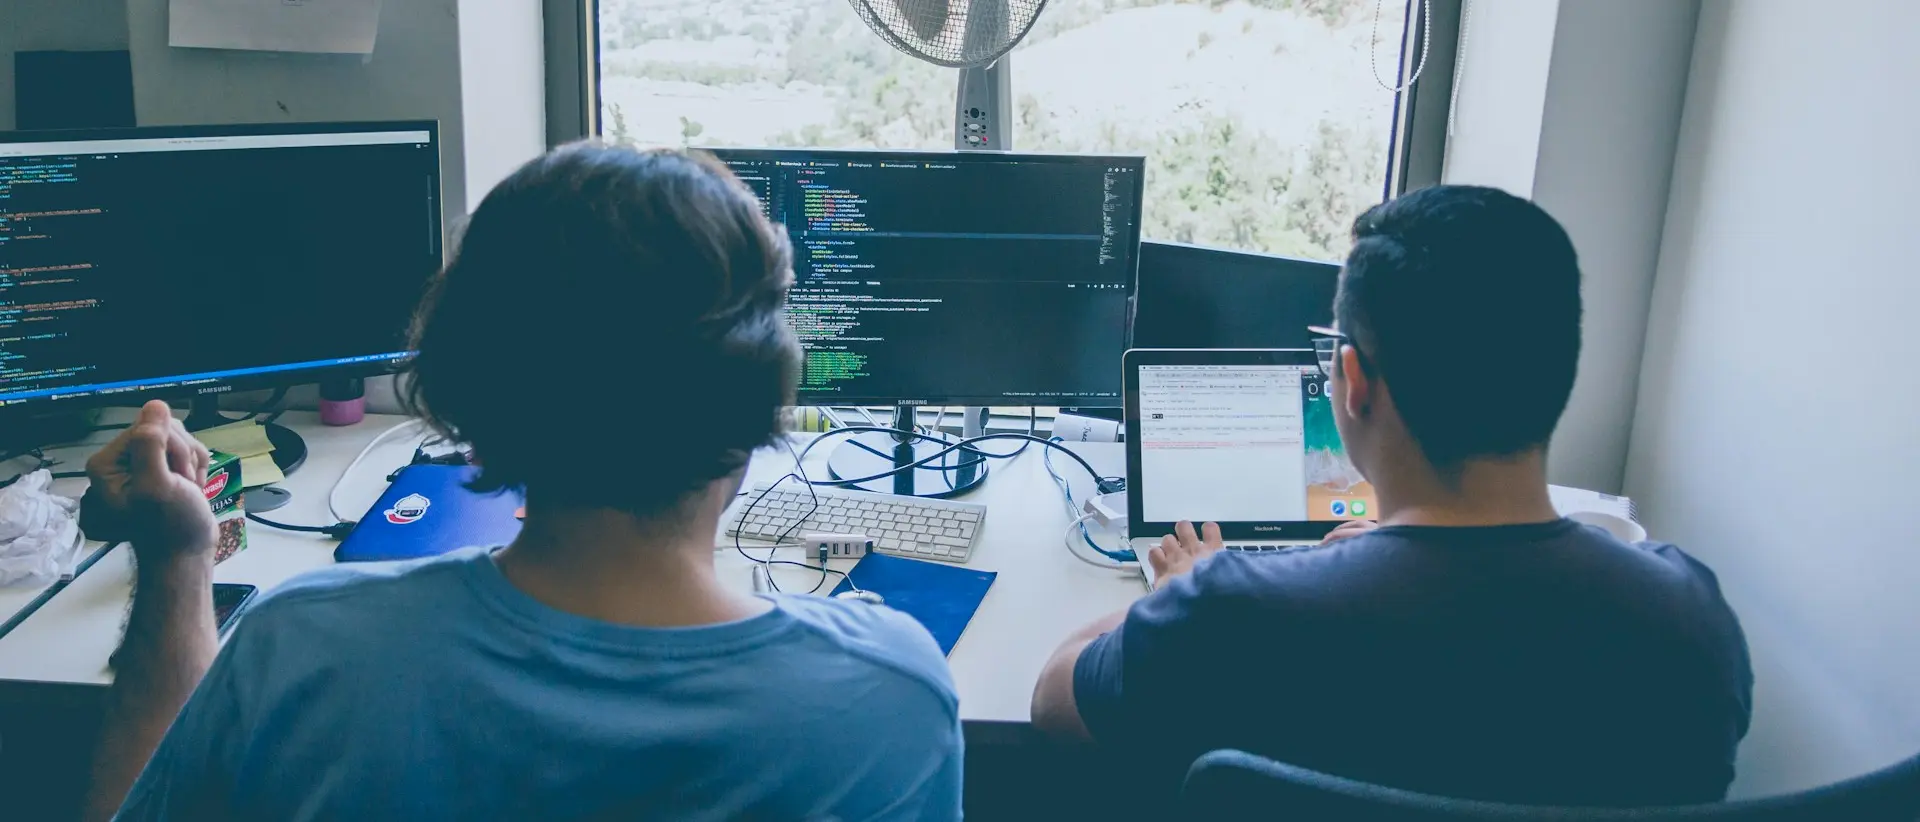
left=825, top=403, right=987, bottom=498
left=185, top=397, right=307, bottom=513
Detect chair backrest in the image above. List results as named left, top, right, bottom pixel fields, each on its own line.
left=1182, top=749, right=1920, bottom=822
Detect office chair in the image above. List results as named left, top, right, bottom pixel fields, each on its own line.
left=1182, top=748, right=1920, bottom=822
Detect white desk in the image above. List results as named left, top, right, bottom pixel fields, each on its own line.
left=0, top=413, right=1144, bottom=730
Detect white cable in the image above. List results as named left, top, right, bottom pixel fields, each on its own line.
left=327, top=419, right=428, bottom=523
left=1372, top=0, right=1433, bottom=93
left=1447, top=0, right=1475, bottom=138
left=1063, top=512, right=1131, bottom=570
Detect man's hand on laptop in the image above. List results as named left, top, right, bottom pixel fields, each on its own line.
left=1323, top=519, right=1380, bottom=544
left=1149, top=520, right=1223, bottom=582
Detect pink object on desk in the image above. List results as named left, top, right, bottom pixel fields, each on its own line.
left=319, top=397, right=365, bottom=426
left=319, top=379, right=366, bottom=426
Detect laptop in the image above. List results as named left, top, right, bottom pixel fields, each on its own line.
left=1124, top=348, right=1378, bottom=590
left=335, top=465, right=525, bottom=563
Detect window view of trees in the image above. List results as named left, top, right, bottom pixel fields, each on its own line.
left=598, top=0, right=1410, bottom=262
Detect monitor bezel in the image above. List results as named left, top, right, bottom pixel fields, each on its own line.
left=704, top=147, right=1146, bottom=408
left=0, top=120, right=442, bottom=418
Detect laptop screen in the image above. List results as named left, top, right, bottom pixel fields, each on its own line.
left=1135, top=362, right=1376, bottom=528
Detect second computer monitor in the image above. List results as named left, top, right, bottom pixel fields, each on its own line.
left=709, top=149, right=1145, bottom=406
left=1130, top=240, right=1341, bottom=350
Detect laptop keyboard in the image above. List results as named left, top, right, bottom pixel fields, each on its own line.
left=1226, top=544, right=1288, bottom=552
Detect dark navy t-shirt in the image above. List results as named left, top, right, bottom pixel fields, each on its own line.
left=1074, top=519, right=1752, bottom=807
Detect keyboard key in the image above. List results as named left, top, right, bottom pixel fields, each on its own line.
left=934, top=535, right=968, bottom=548
left=955, top=512, right=979, bottom=522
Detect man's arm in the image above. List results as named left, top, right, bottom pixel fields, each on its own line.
left=1031, top=521, right=1224, bottom=740
left=78, top=402, right=221, bottom=822
left=1030, top=608, right=1125, bottom=740
left=83, top=556, right=218, bottom=822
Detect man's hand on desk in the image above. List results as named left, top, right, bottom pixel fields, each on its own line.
left=80, top=400, right=217, bottom=558
left=1148, top=520, right=1224, bottom=583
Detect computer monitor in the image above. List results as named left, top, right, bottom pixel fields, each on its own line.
left=0, top=122, right=443, bottom=467
left=709, top=147, right=1144, bottom=497
left=1130, top=240, right=1341, bottom=350
left=709, top=148, right=1143, bottom=406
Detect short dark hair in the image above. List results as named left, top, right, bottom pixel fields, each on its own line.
left=405, top=143, right=799, bottom=515
left=1335, top=185, right=1582, bottom=468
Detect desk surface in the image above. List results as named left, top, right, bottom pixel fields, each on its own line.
left=0, top=413, right=1143, bottom=727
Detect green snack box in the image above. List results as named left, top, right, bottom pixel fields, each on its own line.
left=203, top=449, right=247, bottom=563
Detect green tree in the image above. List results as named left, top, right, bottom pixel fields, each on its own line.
left=679, top=116, right=706, bottom=146
left=1285, top=120, right=1382, bottom=257
left=607, top=103, right=634, bottom=146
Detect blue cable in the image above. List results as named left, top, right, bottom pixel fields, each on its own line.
left=1044, top=437, right=1136, bottom=563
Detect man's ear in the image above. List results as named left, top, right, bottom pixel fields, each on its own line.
left=1341, top=346, right=1371, bottom=418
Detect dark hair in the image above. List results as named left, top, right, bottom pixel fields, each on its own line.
left=405, top=143, right=799, bottom=516
left=1335, top=184, right=1582, bottom=469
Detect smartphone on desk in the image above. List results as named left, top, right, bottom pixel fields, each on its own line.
left=213, top=583, right=257, bottom=636
left=109, top=583, right=259, bottom=671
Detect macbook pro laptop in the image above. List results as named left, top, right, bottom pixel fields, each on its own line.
left=1124, top=348, right=1378, bottom=589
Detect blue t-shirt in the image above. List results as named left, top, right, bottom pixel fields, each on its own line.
left=117, top=547, right=963, bottom=821
left=1075, top=520, right=1752, bottom=807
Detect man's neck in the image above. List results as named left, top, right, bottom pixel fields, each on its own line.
left=494, top=506, right=768, bottom=628
left=1371, top=450, right=1561, bottom=528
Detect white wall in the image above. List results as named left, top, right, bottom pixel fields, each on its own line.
left=1627, top=0, right=1920, bottom=796
left=1531, top=0, right=1699, bottom=493
left=0, top=0, right=133, bottom=131
left=1439, top=0, right=1559, bottom=195
left=458, top=0, right=548, bottom=212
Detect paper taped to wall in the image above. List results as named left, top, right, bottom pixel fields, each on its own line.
left=169, top=0, right=384, bottom=55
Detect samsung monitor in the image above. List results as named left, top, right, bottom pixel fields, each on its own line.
left=0, top=121, right=442, bottom=481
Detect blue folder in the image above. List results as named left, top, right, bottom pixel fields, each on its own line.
left=829, top=554, right=997, bottom=655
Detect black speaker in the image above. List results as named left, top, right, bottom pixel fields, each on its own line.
left=15, top=50, right=136, bottom=130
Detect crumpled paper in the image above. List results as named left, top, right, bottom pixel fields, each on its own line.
left=0, top=470, right=83, bottom=587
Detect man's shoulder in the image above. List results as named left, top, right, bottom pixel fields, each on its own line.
left=240, top=548, right=483, bottom=628
left=768, top=595, right=957, bottom=710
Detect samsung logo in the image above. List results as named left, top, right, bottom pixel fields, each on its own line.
left=197, top=385, right=233, bottom=395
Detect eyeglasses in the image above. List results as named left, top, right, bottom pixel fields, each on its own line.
left=1307, top=325, right=1368, bottom=379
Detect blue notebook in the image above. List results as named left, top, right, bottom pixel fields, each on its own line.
left=335, top=465, right=525, bottom=562
left=829, top=554, right=997, bottom=655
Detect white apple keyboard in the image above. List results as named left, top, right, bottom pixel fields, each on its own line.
left=726, top=483, right=985, bottom=563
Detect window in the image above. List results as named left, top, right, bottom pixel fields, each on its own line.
left=595, top=0, right=956, bottom=150
left=1014, top=0, right=1413, bottom=261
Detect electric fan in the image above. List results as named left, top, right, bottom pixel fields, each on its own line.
left=845, top=0, right=1049, bottom=152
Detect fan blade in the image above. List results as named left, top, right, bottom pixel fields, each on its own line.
left=894, top=0, right=954, bottom=44
left=960, top=0, right=1011, bottom=63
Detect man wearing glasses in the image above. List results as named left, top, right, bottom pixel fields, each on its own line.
left=1031, top=185, right=1752, bottom=809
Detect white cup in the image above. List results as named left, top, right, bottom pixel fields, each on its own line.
left=1566, top=509, right=1648, bottom=544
